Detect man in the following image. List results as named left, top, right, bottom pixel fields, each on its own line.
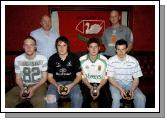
left=102, top=10, right=133, bottom=58
left=45, top=36, right=82, bottom=108
left=107, top=39, right=146, bottom=108
left=5, top=36, right=48, bottom=108
left=79, top=38, right=111, bottom=108
left=30, top=15, right=59, bottom=59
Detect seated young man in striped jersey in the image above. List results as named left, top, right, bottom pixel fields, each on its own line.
left=80, top=38, right=111, bottom=108
left=107, top=39, right=146, bottom=108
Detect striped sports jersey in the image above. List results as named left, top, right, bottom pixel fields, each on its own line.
left=14, top=53, right=47, bottom=86
left=79, top=54, right=108, bottom=83
left=107, top=55, right=143, bottom=85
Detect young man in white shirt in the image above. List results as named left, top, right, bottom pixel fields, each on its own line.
left=80, top=38, right=111, bottom=108
left=5, top=36, right=48, bottom=108
left=107, top=39, right=146, bottom=108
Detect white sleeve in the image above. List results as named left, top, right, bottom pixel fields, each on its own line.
left=106, top=60, right=115, bottom=78
left=132, top=61, right=143, bottom=79
left=42, top=57, right=48, bottom=72
left=14, top=57, right=20, bottom=74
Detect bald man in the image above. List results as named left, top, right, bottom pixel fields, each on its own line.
left=30, top=15, right=59, bottom=59
left=102, top=10, right=133, bottom=58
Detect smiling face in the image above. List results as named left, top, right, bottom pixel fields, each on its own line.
left=40, top=15, right=51, bottom=31
left=109, top=10, right=121, bottom=25
left=88, top=42, right=100, bottom=57
left=23, top=38, right=36, bottom=57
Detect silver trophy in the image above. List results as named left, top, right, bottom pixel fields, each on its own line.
left=92, top=83, right=98, bottom=96
left=22, top=85, right=29, bottom=98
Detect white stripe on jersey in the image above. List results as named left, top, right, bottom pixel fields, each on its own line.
left=107, top=54, right=143, bottom=85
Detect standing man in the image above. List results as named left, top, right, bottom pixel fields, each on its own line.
left=102, top=10, right=133, bottom=58
left=79, top=38, right=111, bottom=108
left=45, top=36, right=82, bottom=108
left=107, top=39, right=146, bottom=108
left=30, top=15, right=59, bottom=59
left=5, top=36, right=48, bottom=108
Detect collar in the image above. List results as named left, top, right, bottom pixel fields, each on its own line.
left=56, top=53, right=70, bottom=61
left=87, top=53, right=100, bottom=63
left=116, top=54, right=129, bottom=63
left=40, top=27, right=53, bottom=32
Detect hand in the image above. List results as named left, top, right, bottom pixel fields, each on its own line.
left=119, top=88, right=126, bottom=99
left=27, top=87, right=35, bottom=98
left=64, top=83, right=74, bottom=95
left=129, top=90, right=134, bottom=99
left=56, top=84, right=64, bottom=95
left=20, top=89, right=27, bottom=99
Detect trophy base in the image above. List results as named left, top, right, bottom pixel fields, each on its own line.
left=120, top=98, right=134, bottom=108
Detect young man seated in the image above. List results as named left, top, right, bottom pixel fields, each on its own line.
left=5, top=36, right=48, bottom=108
left=45, top=36, right=83, bottom=108
left=107, top=39, right=146, bottom=108
left=80, top=38, right=111, bottom=108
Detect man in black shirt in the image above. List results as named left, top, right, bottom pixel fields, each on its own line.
left=45, top=36, right=83, bottom=108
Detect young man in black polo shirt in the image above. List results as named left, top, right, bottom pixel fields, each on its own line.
left=45, top=36, right=83, bottom=108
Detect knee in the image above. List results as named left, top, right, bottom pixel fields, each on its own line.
left=141, top=94, right=146, bottom=102
left=135, top=93, right=146, bottom=102
left=45, top=94, right=57, bottom=104
left=112, top=93, right=121, bottom=101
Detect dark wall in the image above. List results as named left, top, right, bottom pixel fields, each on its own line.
left=5, top=5, right=49, bottom=51
left=132, top=5, right=155, bottom=51
left=5, top=5, right=49, bottom=66
left=5, top=5, right=155, bottom=67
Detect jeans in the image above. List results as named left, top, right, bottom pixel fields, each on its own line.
left=109, top=81, right=146, bottom=108
left=45, top=81, right=83, bottom=108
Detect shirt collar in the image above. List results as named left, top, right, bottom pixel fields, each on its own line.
left=116, top=54, right=129, bottom=63
left=87, top=53, right=100, bottom=63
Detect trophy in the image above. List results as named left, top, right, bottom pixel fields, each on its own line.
left=122, top=90, right=133, bottom=108
left=92, top=83, right=98, bottom=96
left=22, top=85, right=29, bottom=98
left=16, top=85, right=33, bottom=108
left=124, top=90, right=131, bottom=100
left=59, top=85, right=68, bottom=95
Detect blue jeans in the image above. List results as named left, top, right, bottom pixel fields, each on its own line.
left=109, top=81, right=146, bottom=108
left=45, top=81, right=83, bottom=108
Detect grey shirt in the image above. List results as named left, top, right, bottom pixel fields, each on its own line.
left=102, top=25, right=133, bottom=56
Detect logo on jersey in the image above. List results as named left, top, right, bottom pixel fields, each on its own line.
left=86, top=73, right=103, bottom=80
left=56, top=62, right=61, bottom=67
left=59, top=68, right=67, bottom=73
left=98, top=65, right=101, bottom=71
left=66, top=61, right=72, bottom=67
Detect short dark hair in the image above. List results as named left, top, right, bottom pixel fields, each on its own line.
left=87, top=38, right=100, bottom=47
left=24, top=36, right=37, bottom=45
left=115, top=39, right=128, bottom=49
left=55, top=36, right=70, bottom=51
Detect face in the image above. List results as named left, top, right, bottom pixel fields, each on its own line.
left=23, top=38, right=36, bottom=56
left=57, top=41, right=68, bottom=55
left=116, top=44, right=128, bottom=59
left=88, top=43, right=100, bottom=57
left=109, top=11, right=121, bottom=25
left=40, top=15, right=51, bottom=31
